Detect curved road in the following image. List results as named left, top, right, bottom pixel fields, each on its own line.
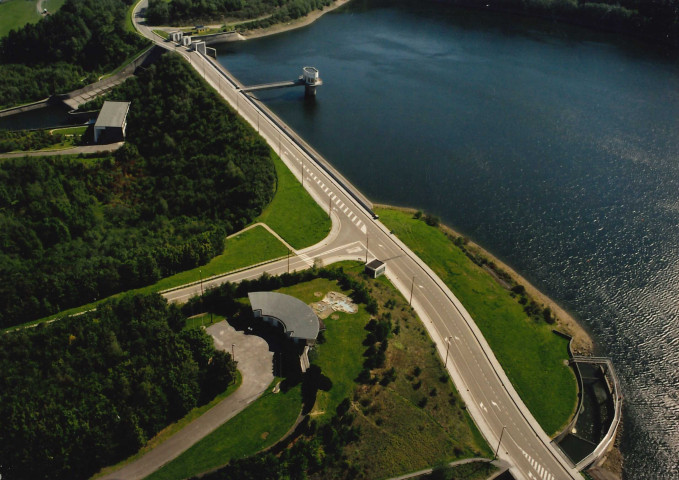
left=100, top=321, right=274, bottom=480
left=132, top=2, right=581, bottom=479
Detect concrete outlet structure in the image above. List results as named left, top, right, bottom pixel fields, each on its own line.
left=93, top=101, right=130, bottom=144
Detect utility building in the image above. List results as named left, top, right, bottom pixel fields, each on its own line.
left=365, top=259, right=386, bottom=278
left=93, top=101, right=130, bottom=144
left=248, top=291, right=325, bottom=372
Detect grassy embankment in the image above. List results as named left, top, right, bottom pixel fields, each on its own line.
left=141, top=271, right=491, bottom=479
left=145, top=380, right=303, bottom=480
left=0, top=0, right=68, bottom=37
left=376, top=207, right=576, bottom=437
left=256, top=153, right=331, bottom=249
left=333, top=263, right=492, bottom=477
left=0, top=0, right=40, bottom=38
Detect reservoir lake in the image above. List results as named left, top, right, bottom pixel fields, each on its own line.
left=216, top=2, right=679, bottom=477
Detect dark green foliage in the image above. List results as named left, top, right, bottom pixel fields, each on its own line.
left=0, top=0, right=149, bottom=107
left=0, top=128, right=83, bottom=152
left=1, top=0, right=146, bottom=70
left=0, top=63, right=90, bottom=108
left=423, top=213, right=440, bottom=227
left=147, top=0, right=332, bottom=27
left=0, top=293, right=236, bottom=480
left=380, top=367, right=397, bottom=386
left=0, top=54, right=275, bottom=328
left=511, top=284, right=526, bottom=295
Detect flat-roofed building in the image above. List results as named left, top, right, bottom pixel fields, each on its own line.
left=248, top=291, right=325, bottom=372
left=93, top=101, right=130, bottom=144
left=365, top=259, right=386, bottom=278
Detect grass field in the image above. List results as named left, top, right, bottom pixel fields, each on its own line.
left=4, top=225, right=287, bottom=333
left=0, top=0, right=39, bottom=37
left=145, top=380, right=302, bottom=480
left=375, top=207, right=577, bottom=436
left=256, top=153, right=331, bottom=249
left=278, top=268, right=491, bottom=478
left=278, top=277, right=367, bottom=422
left=92, top=370, right=243, bottom=479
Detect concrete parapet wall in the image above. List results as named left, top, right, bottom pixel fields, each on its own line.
left=0, top=99, right=51, bottom=118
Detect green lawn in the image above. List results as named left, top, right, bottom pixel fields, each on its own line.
left=43, top=0, right=66, bottom=13
left=92, top=371, right=243, bottom=479
left=277, top=277, right=368, bottom=421
left=145, top=380, right=302, bottom=480
left=0, top=0, right=40, bottom=37
left=256, top=153, right=331, bottom=249
left=4, top=225, right=287, bottom=333
left=375, top=207, right=577, bottom=437
left=51, top=125, right=87, bottom=135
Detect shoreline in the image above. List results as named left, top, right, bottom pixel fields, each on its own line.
left=376, top=204, right=625, bottom=478
left=375, top=204, right=595, bottom=355
left=238, top=0, right=353, bottom=40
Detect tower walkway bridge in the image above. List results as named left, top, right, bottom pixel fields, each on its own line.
left=240, top=67, right=323, bottom=97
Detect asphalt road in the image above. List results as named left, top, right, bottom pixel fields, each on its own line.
left=100, top=321, right=274, bottom=480
left=133, top=3, right=581, bottom=479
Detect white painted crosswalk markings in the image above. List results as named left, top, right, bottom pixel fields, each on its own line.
left=521, top=449, right=552, bottom=480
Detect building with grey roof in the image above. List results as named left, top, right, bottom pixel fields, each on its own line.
left=94, top=101, right=131, bottom=144
left=248, top=291, right=323, bottom=344
left=248, top=291, right=324, bottom=372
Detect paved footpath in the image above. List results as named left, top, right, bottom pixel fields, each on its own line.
left=101, top=321, right=273, bottom=480
left=0, top=142, right=123, bottom=159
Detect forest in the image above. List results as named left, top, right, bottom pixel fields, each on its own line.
left=146, top=0, right=332, bottom=27
left=0, top=53, right=275, bottom=328
left=0, top=293, right=237, bottom=480
left=0, top=0, right=148, bottom=108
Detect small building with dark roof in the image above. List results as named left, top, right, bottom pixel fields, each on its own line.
left=365, top=259, right=386, bottom=278
left=94, top=101, right=130, bottom=144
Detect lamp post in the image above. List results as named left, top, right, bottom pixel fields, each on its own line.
left=494, top=425, right=506, bottom=460
left=287, top=249, right=290, bottom=273
left=445, top=336, right=453, bottom=368
left=231, top=344, right=235, bottom=361
left=365, top=234, right=369, bottom=264
left=199, top=269, right=204, bottom=296
left=409, top=275, right=416, bottom=305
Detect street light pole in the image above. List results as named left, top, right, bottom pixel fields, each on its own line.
left=287, top=249, right=290, bottom=273
left=365, top=234, right=369, bottom=264
left=445, top=336, right=453, bottom=368
left=409, top=275, right=415, bottom=305
left=231, top=343, right=235, bottom=361
left=199, top=269, right=204, bottom=296
left=494, top=425, right=506, bottom=460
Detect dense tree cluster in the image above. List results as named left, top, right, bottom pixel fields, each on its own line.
left=0, top=128, right=82, bottom=152
left=0, top=293, right=237, bottom=480
left=0, top=54, right=275, bottom=328
left=147, top=0, right=332, bottom=27
left=0, top=63, right=91, bottom=109
left=430, top=0, right=679, bottom=46
left=0, top=0, right=149, bottom=108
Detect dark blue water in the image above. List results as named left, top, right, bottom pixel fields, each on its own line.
left=0, top=104, right=85, bottom=131
left=216, top=3, right=679, bottom=477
